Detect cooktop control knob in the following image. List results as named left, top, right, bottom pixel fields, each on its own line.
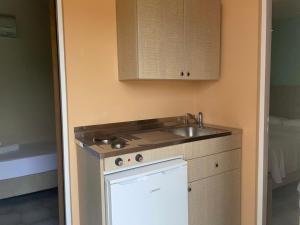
left=135, top=154, right=143, bottom=162
left=115, top=158, right=124, bottom=166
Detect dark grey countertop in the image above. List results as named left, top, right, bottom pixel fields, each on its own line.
left=74, top=116, right=242, bottom=158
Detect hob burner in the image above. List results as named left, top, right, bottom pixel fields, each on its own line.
left=111, top=139, right=127, bottom=149
left=93, top=136, right=118, bottom=145
left=93, top=136, right=127, bottom=149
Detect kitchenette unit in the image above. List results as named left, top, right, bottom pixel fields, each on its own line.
left=75, top=115, right=242, bottom=225
left=75, top=0, right=240, bottom=224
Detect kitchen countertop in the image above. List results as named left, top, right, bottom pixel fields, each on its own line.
left=75, top=116, right=242, bottom=158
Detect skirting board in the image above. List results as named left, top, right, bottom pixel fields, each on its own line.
left=0, top=170, right=58, bottom=200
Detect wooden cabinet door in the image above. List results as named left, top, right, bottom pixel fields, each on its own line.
left=137, top=0, right=185, bottom=79
left=184, top=0, right=221, bottom=80
left=189, top=170, right=241, bottom=225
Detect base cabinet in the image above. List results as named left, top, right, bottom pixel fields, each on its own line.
left=188, top=169, right=241, bottom=225
left=76, top=132, right=242, bottom=225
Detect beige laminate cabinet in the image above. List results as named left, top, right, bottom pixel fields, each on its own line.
left=185, top=134, right=241, bottom=225
left=116, top=0, right=221, bottom=80
left=137, top=0, right=185, bottom=79
left=188, top=169, right=241, bottom=225
left=184, top=0, right=221, bottom=80
left=187, top=149, right=241, bottom=182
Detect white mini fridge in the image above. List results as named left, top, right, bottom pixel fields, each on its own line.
left=105, top=159, right=188, bottom=225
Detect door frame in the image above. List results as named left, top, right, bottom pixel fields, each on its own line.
left=54, top=1, right=72, bottom=225
left=257, top=0, right=272, bottom=225
left=54, top=0, right=274, bottom=225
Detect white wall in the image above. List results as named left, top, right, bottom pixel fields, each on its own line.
left=0, top=0, right=56, bottom=146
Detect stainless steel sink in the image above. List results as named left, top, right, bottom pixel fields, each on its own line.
left=169, top=126, right=220, bottom=138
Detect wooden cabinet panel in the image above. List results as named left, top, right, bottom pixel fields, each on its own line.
left=137, top=0, right=185, bottom=79
left=188, top=149, right=241, bottom=182
left=189, top=170, right=241, bottom=225
left=184, top=134, right=242, bottom=160
left=184, top=0, right=221, bottom=79
left=116, top=0, right=139, bottom=80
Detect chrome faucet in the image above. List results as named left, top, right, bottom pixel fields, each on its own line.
left=197, top=112, right=204, bottom=128
left=184, top=112, right=204, bottom=128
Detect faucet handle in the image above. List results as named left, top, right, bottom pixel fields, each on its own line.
left=186, top=113, right=194, bottom=117
left=183, top=113, right=194, bottom=125
left=182, top=114, right=188, bottom=124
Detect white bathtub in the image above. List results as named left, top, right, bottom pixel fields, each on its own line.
left=0, top=142, right=57, bottom=181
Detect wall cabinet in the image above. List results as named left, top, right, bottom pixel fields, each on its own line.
left=116, top=0, right=221, bottom=80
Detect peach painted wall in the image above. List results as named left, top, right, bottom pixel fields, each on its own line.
left=195, top=1, right=261, bottom=225
left=196, top=0, right=260, bottom=225
left=62, top=1, right=199, bottom=224
left=62, top=0, right=261, bottom=225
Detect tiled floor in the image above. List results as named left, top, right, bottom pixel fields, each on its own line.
left=0, top=189, right=59, bottom=225
left=1, top=183, right=299, bottom=225
left=272, top=181, right=300, bottom=225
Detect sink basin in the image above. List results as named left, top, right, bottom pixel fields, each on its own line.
left=169, top=126, right=220, bottom=138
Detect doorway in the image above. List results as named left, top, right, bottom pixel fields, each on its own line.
left=0, top=0, right=66, bottom=224
left=258, top=0, right=300, bottom=225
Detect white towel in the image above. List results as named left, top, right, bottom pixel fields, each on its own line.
left=0, top=144, right=19, bottom=154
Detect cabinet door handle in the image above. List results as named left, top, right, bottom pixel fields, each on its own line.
left=187, top=72, right=191, bottom=77
left=181, top=72, right=185, bottom=76
left=215, top=162, right=219, bottom=168
left=188, top=186, right=192, bottom=192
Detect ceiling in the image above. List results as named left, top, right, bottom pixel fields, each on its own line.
left=273, top=0, right=300, bottom=22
